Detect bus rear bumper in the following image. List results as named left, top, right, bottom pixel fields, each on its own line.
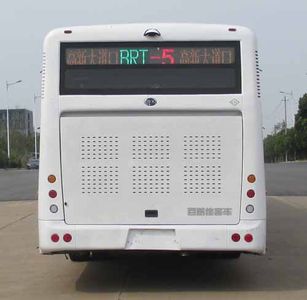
left=39, top=219, right=266, bottom=255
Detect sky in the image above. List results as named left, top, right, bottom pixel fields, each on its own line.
left=0, top=0, right=306, bottom=136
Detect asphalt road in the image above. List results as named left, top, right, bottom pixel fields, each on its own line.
left=1, top=166, right=307, bottom=299
left=265, top=162, right=307, bottom=196
left=0, top=169, right=38, bottom=201
left=1, top=196, right=307, bottom=299
left=0, top=162, right=306, bottom=201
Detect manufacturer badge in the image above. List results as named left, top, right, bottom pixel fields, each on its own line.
left=145, top=98, right=157, bottom=106
left=229, top=99, right=240, bottom=106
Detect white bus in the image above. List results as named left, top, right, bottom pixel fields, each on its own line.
left=39, top=24, right=266, bottom=261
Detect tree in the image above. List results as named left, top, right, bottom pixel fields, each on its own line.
left=0, top=131, right=36, bottom=168
left=295, top=94, right=307, bottom=158
left=264, top=93, right=307, bottom=162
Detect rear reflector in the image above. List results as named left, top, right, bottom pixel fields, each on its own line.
left=231, top=233, right=240, bottom=242
left=49, top=190, right=57, bottom=198
left=50, top=204, right=58, bottom=213
left=51, top=234, right=59, bottom=243
left=48, top=175, right=56, bottom=183
left=63, top=233, right=72, bottom=243
left=247, top=174, right=256, bottom=183
left=247, top=189, right=255, bottom=198
left=246, top=205, right=255, bottom=213
left=244, top=234, right=253, bottom=243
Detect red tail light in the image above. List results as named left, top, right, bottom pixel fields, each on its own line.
left=51, top=234, right=59, bottom=242
left=247, top=189, right=255, bottom=198
left=231, top=233, right=240, bottom=242
left=63, top=233, right=72, bottom=243
left=244, top=234, right=253, bottom=243
left=49, top=190, right=57, bottom=198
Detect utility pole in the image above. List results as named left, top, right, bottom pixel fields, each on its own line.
left=280, top=90, right=295, bottom=126
left=282, top=96, right=288, bottom=162
left=33, top=94, right=41, bottom=159
left=5, top=80, right=23, bottom=160
left=282, top=96, right=288, bottom=135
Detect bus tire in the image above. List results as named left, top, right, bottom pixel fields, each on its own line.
left=69, top=251, right=91, bottom=262
left=222, top=252, right=241, bottom=259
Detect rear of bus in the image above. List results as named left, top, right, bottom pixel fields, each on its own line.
left=38, top=24, right=266, bottom=259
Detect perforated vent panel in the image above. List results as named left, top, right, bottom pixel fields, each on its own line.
left=81, top=166, right=119, bottom=194
left=183, top=135, right=221, bottom=160
left=255, top=50, right=261, bottom=98
left=132, top=135, right=170, bottom=160
left=132, top=165, right=170, bottom=194
left=61, top=114, right=242, bottom=225
left=81, top=136, right=119, bottom=160
left=183, top=165, right=222, bottom=194
left=41, top=52, right=46, bottom=100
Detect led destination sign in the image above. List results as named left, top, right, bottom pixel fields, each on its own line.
left=61, top=42, right=241, bottom=95
left=65, top=46, right=236, bottom=66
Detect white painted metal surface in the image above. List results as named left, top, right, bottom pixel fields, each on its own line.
left=39, top=220, right=266, bottom=253
left=61, top=113, right=242, bottom=225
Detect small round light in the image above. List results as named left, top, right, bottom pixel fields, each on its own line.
left=51, top=234, right=59, bottom=243
left=247, top=174, right=256, bottom=183
left=50, top=204, right=58, bottom=213
left=231, top=233, right=241, bottom=242
left=63, top=233, right=72, bottom=243
left=48, top=175, right=56, bottom=183
left=49, top=190, right=57, bottom=198
left=246, top=205, right=255, bottom=213
left=247, top=189, right=255, bottom=198
left=244, top=234, right=253, bottom=243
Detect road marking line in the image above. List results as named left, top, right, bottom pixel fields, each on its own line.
left=269, top=196, right=307, bottom=210
left=0, top=213, right=34, bottom=231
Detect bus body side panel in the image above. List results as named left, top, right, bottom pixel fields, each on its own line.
left=38, top=29, right=65, bottom=222
left=240, top=32, right=266, bottom=223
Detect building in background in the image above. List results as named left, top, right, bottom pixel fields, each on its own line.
left=0, top=109, right=33, bottom=137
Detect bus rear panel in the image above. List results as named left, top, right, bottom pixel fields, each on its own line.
left=38, top=24, right=266, bottom=257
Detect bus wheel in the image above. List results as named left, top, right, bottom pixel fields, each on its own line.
left=91, top=251, right=112, bottom=261
left=69, top=251, right=91, bottom=262
left=222, top=252, right=241, bottom=259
